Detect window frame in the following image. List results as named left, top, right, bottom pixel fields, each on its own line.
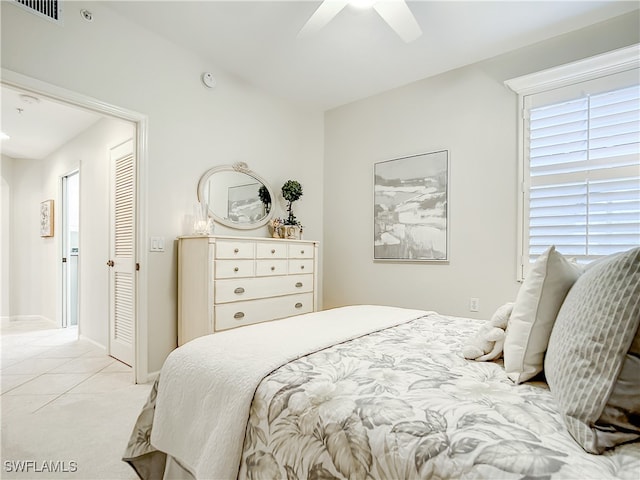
left=505, top=44, right=640, bottom=281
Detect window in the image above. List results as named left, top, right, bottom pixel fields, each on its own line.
left=528, top=83, right=639, bottom=261
left=506, top=45, right=640, bottom=279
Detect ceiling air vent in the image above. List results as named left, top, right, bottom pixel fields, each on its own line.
left=13, top=0, right=62, bottom=23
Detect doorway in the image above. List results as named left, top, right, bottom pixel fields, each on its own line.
left=61, top=170, right=79, bottom=328
left=1, top=69, right=149, bottom=383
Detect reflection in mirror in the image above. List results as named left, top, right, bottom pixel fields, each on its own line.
left=197, top=163, right=274, bottom=230
left=227, top=181, right=262, bottom=222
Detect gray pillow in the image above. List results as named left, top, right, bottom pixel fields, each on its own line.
left=544, top=247, right=640, bottom=454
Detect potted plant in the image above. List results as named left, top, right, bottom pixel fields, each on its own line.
left=271, top=180, right=303, bottom=239
left=282, top=180, right=303, bottom=227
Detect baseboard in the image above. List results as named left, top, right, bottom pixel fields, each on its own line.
left=140, top=370, right=160, bottom=384
left=78, top=334, right=107, bottom=353
left=76, top=335, right=159, bottom=385
left=1, top=315, right=56, bottom=327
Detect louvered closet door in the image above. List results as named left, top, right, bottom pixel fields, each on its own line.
left=109, top=139, right=136, bottom=366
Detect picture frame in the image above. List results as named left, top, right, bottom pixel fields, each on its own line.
left=374, top=150, right=449, bottom=261
left=40, top=199, right=54, bottom=237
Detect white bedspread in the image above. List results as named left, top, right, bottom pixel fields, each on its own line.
left=151, top=305, right=430, bottom=480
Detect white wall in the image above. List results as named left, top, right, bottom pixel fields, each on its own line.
left=0, top=155, right=12, bottom=319
left=3, top=118, right=133, bottom=344
left=1, top=1, right=324, bottom=374
left=43, top=118, right=134, bottom=345
left=323, top=12, right=639, bottom=318
left=5, top=156, right=45, bottom=319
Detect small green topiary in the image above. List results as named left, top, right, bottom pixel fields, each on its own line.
left=281, top=180, right=303, bottom=226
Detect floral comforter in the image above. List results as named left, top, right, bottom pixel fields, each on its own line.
left=237, top=314, right=640, bottom=480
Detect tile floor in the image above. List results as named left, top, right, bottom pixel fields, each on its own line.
left=1, top=318, right=153, bottom=479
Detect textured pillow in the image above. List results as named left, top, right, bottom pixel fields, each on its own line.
left=544, top=247, right=640, bottom=454
left=504, top=245, right=582, bottom=383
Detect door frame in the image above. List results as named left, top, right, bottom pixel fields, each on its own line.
left=60, top=168, right=80, bottom=329
left=1, top=68, right=150, bottom=383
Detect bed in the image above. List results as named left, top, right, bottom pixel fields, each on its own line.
left=123, top=298, right=640, bottom=479
left=124, top=246, right=640, bottom=479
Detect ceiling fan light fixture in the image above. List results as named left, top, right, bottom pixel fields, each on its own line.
left=349, top=0, right=377, bottom=10
left=298, top=0, right=421, bottom=43
left=373, top=1, right=422, bottom=43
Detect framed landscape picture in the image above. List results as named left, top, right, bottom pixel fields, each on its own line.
left=40, top=199, right=54, bottom=237
left=374, top=150, right=449, bottom=261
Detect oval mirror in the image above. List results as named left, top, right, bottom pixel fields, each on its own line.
left=197, top=162, right=274, bottom=230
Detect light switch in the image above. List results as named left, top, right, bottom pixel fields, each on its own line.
left=150, top=236, right=165, bottom=252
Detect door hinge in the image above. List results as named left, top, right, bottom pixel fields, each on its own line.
left=62, top=257, right=67, bottom=263
left=136, top=263, right=140, bottom=271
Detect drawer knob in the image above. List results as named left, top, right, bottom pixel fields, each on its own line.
left=300, top=250, right=305, bottom=254
left=234, top=312, right=245, bottom=319
left=271, top=266, right=275, bottom=271
left=234, top=287, right=245, bottom=294
left=300, top=265, right=305, bottom=270
left=271, top=249, right=276, bottom=254
left=234, top=248, right=239, bottom=253
left=234, top=267, right=239, bottom=272
left=295, top=282, right=303, bottom=288
left=295, top=302, right=303, bottom=309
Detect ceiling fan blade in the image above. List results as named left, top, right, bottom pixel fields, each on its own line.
left=373, top=0, right=422, bottom=43
left=298, top=1, right=349, bottom=39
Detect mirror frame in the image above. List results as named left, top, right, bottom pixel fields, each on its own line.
left=197, top=162, right=275, bottom=230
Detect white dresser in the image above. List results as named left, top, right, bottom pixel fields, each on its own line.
left=177, top=235, right=319, bottom=345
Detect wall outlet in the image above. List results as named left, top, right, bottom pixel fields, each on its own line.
left=150, top=236, right=165, bottom=252
left=469, top=297, right=480, bottom=312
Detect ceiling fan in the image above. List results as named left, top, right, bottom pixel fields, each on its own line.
left=298, top=0, right=423, bottom=43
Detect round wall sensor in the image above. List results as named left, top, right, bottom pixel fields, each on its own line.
left=80, top=9, right=93, bottom=22
left=201, top=72, right=216, bottom=89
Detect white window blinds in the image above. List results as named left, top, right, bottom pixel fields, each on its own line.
left=505, top=45, right=640, bottom=279
left=528, top=84, right=640, bottom=263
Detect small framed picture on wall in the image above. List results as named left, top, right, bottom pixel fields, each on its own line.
left=40, top=199, right=54, bottom=237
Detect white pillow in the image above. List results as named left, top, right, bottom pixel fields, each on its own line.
left=504, top=246, right=582, bottom=383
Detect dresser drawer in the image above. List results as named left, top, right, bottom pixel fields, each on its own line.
left=256, top=242, right=287, bottom=259
left=215, top=259, right=255, bottom=279
left=215, top=274, right=314, bottom=303
left=179, top=235, right=318, bottom=346
left=215, top=293, right=314, bottom=331
left=288, top=243, right=314, bottom=259
left=216, top=240, right=255, bottom=259
left=256, top=259, right=288, bottom=277
left=289, top=259, right=314, bottom=274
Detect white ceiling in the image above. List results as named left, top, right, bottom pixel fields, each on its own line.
left=1, top=0, right=638, bottom=160
left=1, top=85, right=102, bottom=160
left=106, top=0, right=639, bottom=110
